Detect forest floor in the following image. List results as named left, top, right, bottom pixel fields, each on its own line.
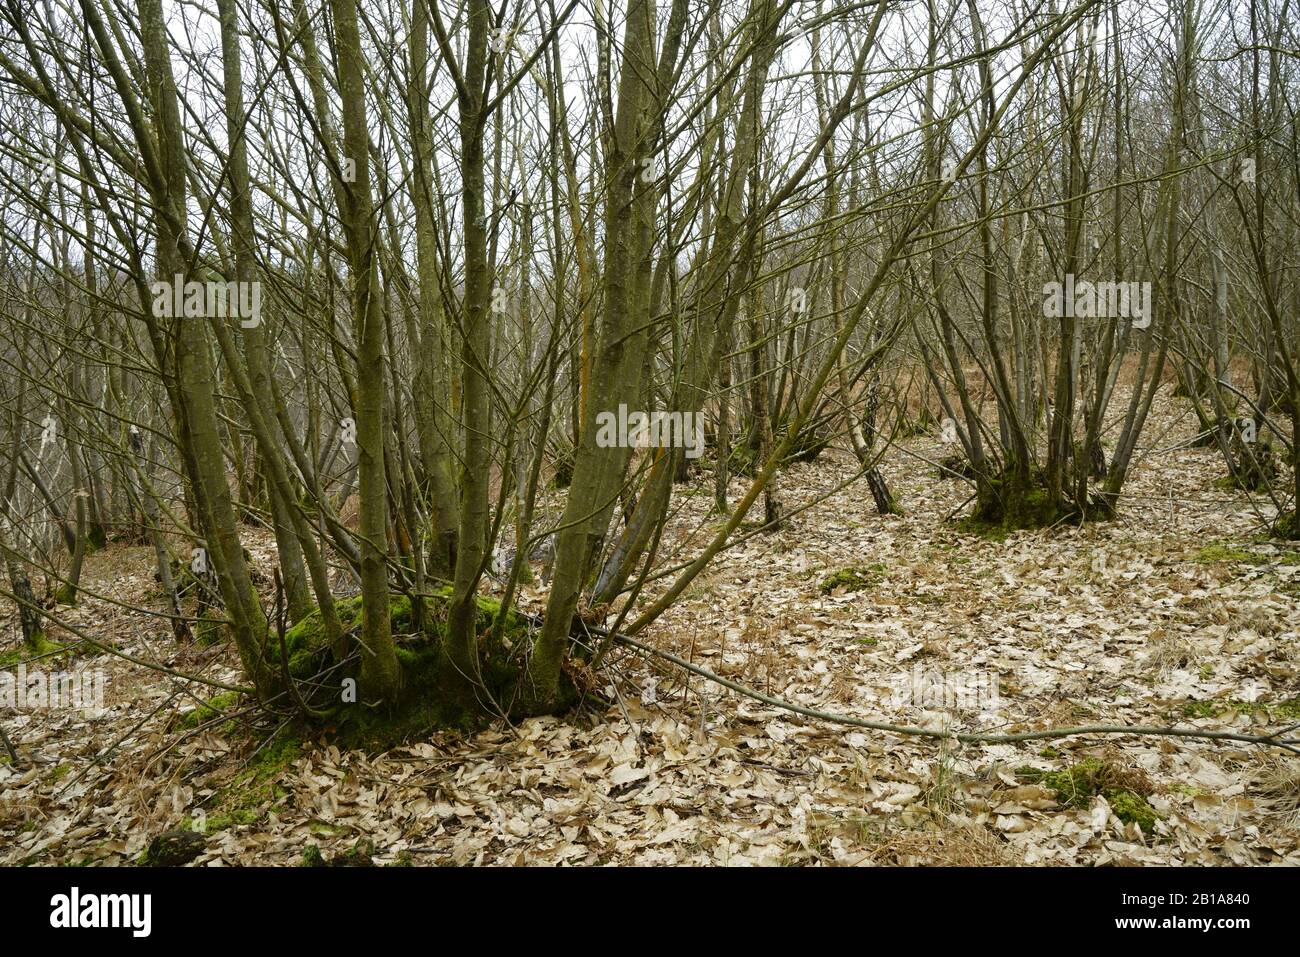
left=3, top=391, right=1299, bottom=866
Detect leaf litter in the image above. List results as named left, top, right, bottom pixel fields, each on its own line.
left=2, top=395, right=1298, bottom=866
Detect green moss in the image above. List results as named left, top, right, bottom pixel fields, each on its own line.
left=300, top=839, right=374, bottom=867
left=1108, top=789, right=1159, bottom=832
left=1212, top=473, right=1266, bottom=492
left=1, top=633, right=63, bottom=665
left=242, top=736, right=302, bottom=782
left=279, top=592, right=429, bottom=680
left=1018, top=758, right=1107, bottom=806
left=195, top=617, right=227, bottom=646
left=1017, top=758, right=1161, bottom=832
left=1181, top=698, right=1300, bottom=721
left=333, top=839, right=375, bottom=866
left=188, top=735, right=300, bottom=835
left=954, top=516, right=1014, bottom=541
left=1007, top=486, right=1060, bottom=527
left=140, top=830, right=206, bottom=866
left=308, top=821, right=351, bottom=837
left=301, top=845, right=326, bottom=867
left=176, top=691, right=242, bottom=731
left=1213, top=464, right=1280, bottom=491
left=280, top=589, right=575, bottom=748
left=1273, top=511, right=1300, bottom=541
left=197, top=806, right=264, bottom=833
left=1193, top=542, right=1255, bottom=564
left=32, top=633, right=61, bottom=655
left=963, top=466, right=1077, bottom=533
left=820, top=564, right=886, bottom=594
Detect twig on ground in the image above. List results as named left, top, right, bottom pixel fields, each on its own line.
left=582, top=622, right=1300, bottom=756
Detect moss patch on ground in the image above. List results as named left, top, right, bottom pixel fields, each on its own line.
left=1180, top=698, right=1300, bottom=721
left=175, top=691, right=242, bottom=732
left=1017, top=758, right=1160, bottom=833
left=183, top=736, right=301, bottom=836
left=300, top=838, right=387, bottom=867
left=1105, top=789, right=1160, bottom=833
left=1192, top=542, right=1257, bottom=564
left=819, top=564, right=886, bottom=594
left=1189, top=540, right=1300, bottom=571
left=139, top=830, right=206, bottom=866
left=0, top=634, right=65, bottom=667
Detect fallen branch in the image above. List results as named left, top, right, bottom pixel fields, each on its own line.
left=0, top=584, right=253, bottom=695
left=574, top=620, right=1300, bottom=756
